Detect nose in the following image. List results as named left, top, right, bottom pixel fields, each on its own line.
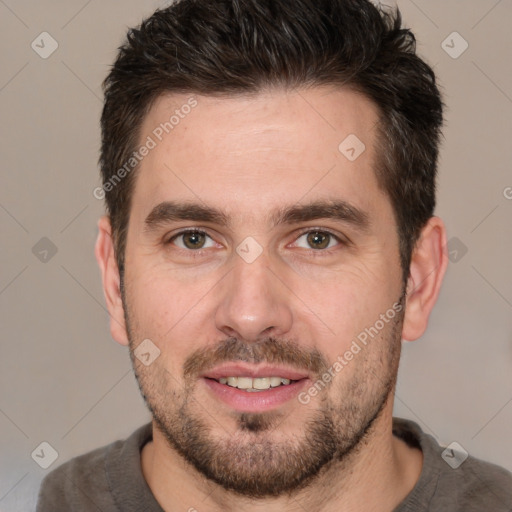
left=214, top=251, right=293, bottom=342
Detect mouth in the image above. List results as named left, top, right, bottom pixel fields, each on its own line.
left=200, top=363, right=310, bottom=412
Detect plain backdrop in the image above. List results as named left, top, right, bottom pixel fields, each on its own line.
left=1, top=1, right=511, bottom=510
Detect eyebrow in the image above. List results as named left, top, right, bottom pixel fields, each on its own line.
left=143, top=199, right=370, bottom=234
left=271, top=200, right=370, bottom=231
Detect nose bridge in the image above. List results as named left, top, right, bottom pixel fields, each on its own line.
left=214, top=249, right=293, bottom=341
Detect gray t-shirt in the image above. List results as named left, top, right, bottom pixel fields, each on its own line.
left=36, top=417, right=512, bottom=511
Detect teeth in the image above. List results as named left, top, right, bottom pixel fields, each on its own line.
left=236, top=377, right=253, bottom=389
left=270, top=377, right=283, bottom=387
left=216, top=376, right=293, bottom=390
left=252, top=377, right=270, bottom=389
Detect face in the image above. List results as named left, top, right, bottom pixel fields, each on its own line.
left=121, top=86, right=406, bottom=497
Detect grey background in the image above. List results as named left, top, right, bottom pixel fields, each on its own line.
left=1, top=1, right=511, bottom=510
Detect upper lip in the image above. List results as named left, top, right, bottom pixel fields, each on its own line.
left=201, top=363, right=310, bottom=381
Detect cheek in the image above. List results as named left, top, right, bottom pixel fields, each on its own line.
left=130, top=261, right=212, bottom=316
left=291, top=259, right=391, bottom=315
left=126, top=271, right=213, bottom=361
left=287, top=262, right=400, bottom=359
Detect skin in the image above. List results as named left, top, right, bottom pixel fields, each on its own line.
left=95, top=85, right=448, bottom=511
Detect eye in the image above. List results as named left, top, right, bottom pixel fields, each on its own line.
left=294, top=230, right=341, bottom=250
left=168, top=229, right=216, bottom=250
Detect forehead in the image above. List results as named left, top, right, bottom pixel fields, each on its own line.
left=130, top=86, right=389, bottom=227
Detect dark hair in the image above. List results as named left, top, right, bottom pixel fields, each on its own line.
left=100, top=0, right=444, bottom=284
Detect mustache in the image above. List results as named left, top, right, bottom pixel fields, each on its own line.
left=183, top=336, right=330, bottom=381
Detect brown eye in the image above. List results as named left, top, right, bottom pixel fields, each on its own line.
left=183, top=231, right=206, bottom=249
left=305, top=231, right=332, bottom=250
left=170, top=230, right=214, bottom=250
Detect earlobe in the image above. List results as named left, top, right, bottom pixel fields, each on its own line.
left=94, top=215, right=130, bottom=346
left=401, top=216, right=448, bottom=342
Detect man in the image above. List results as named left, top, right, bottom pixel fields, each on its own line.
left=37, top=0, right=512, bottom=510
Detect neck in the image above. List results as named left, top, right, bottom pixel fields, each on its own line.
left=141, top=404, right=423, bottom=512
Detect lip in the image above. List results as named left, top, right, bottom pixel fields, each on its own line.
left=200, top=363, right=310, bottom=380
left=202, top=377, right=310, bottom=413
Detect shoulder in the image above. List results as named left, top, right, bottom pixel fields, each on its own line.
left=436, top=453, right=512, bottom=510
left=36, top=440, right=118, bottom=512
left=36, top=423, right=152, bottom=512
left=393, top=417, right=512, bottom=512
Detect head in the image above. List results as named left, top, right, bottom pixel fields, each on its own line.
left=95, top=0, right=447, bottom=500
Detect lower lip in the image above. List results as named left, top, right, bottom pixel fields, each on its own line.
left=202, top=378, right=309, bottom=413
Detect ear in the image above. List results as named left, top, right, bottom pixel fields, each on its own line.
left=94, top=215, right=129, bottom=346
left=401, top=216, right=448, bottom=342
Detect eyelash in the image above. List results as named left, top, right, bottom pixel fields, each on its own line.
left=165, top=227, right=346, bottom=256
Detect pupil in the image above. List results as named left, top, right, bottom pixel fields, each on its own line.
left=307, top=231, right=329, bottom=249
left=184, top=232, right=205, bottom=249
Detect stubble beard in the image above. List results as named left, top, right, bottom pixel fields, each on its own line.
left=122, top=285, right=404, bottom=498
